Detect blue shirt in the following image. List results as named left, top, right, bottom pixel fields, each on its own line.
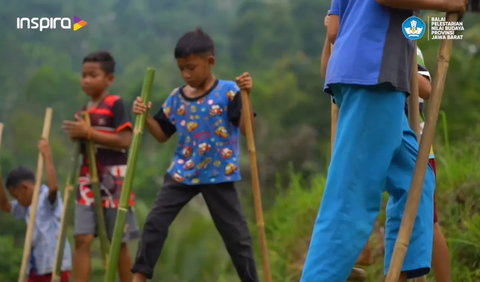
left=325, top=0, right=415, bottom=94
left=154, top=80, right=243, bottom=185
left=11, top=185, right=72, bottom=275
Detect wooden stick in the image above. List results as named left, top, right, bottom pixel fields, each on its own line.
left=104, top=68, right=155, bottom=282
left=409, top=40, right=425, bottom=282
left=0, top=123, right=3, bottom=150
left=385, top=12, right=457, bottom=282
left=18, top=108, right=53, bottom=282
left=240, top=89, right=272, bottom=282
left=409, top=41, right=421, bottom=141
left=83, top=112, right=110, bottom=267
left=331, top=102, right=338, bottom=154
left=51, top=142, right=80, bottom=282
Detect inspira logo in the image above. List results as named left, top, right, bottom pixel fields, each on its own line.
left=16, top=16, right=87, bottom=31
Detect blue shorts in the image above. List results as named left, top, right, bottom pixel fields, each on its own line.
left=300, top=84, right=435, bottom=281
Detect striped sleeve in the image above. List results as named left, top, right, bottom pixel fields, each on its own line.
left=417, top=47, right=431, bottom=80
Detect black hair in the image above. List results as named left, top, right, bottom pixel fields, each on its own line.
left=82, top=50, right=115, bottom=74
left=5, top=166, right=35, bottom=190
left=174, top=27, right=215, bottom=59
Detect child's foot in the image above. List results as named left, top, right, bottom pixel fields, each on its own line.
left=348, top=267, right=366, bottom=281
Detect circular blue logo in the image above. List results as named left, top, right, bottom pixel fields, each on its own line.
left=402, top=16, right=425, bottom=40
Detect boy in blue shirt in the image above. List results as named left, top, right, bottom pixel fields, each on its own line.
left=302, top=0, right=466, bottom=281
left=0, top=138, right=72, bottom=282
left=130, top=27, right=258, bottom=282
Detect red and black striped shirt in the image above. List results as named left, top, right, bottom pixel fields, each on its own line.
left=76, top=95, right=134, bottom=208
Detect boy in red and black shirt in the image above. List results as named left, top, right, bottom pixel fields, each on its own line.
left=62, top=51, right=139, bottom=282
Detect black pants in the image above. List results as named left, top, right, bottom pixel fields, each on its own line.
left=132, top=173, right=259, bottom=281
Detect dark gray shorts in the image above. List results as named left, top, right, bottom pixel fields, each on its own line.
left=74, top=203, right=140, bottom=242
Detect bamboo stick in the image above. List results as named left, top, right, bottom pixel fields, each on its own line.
left=240, top=89, right=272, bottom=282
left=410, top=39, right=426, bottom=282
left=409, top=41, right=421, bottom=141
left=18, top=108, right=53, bottom=282
left=51, top=142, right=80, bottom=282
left=83, top=112, right=110, bottom=267
left=331, top=102, right=338, bottom=155
left=385, top=12, right=458, bottom=282
left=0, top=123, right=3, bottom=149
left=103, top=68, right=155, bottom=282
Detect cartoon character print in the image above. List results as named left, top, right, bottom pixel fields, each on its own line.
left=215, top=126, right=228, bottom=138
left=210, top=105, right=223, bottom=116
left=198, top=142, right=211, bottom=155
left=221, top=148, right=233, bottom=159
left=227, top=90, right=236, bottom=102
left=197, top=158, right=213, bottom=170
left=177, top=104, right=187, bottom=115
left=184, top=160, right=195, bottom=170
left=225, top=163, right=237, bottom=175
left=173, top=172, right=185, bottom=183
left=187, top=121, right=198, bottom=132
left=183, top=146, right=192, bottom=158
left=164, top=107, right=171, bottom=119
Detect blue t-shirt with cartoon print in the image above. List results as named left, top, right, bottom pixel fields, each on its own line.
left=154, top=80, right=243, bottom=185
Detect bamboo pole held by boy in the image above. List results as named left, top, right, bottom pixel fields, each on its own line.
left=408, top=41, right=421, bottom=141
left=409, top=40, right=425, bottom=282
left=83, top=112, right=110, bottom=267
left=386, top=12, right=458, bottom=282
left=51, top=142, right=80, bottom=282
left=18, top=108, right=53, bottom=282
left=240, top=89, right=272, bottom=282
left=104, top=68, right=155, bottom=282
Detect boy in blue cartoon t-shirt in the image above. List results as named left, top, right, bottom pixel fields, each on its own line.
left=130, top=27, right=258, bottom=282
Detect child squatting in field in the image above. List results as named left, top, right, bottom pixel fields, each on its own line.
left=302, top=0, right=466, bottom=281
left=130, top=27, right=259, bottom=282
left=0, top=139, right=72, bottom=282
left=62, top=51, right=139, bottom=282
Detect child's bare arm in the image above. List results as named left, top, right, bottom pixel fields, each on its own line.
left=327, top=15, right=340, bottom=45
left=146, top=115, right=171, bottom=143
left=132, top=96, right=174, bottom=143
left=0, top=165, right=12, bottom=212
left=321, top=13, right=333, bottom=80
left=63, top=99, right=133, bottom=149
left=321, top=36, right=331, bottom=80
left=418, top=74, right=432, bottom=100
left=375, top=0, right=466, bottom=12
left=89, top=128, right=132, bottom=149
left=38, top=138, right=59, bottom=204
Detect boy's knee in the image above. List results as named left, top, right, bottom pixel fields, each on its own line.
left=75, top=234, right=94, bottom=250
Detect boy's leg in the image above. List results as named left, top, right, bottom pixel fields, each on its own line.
left=73, top=203, right=96, bottom=282
left=201, top=183, right=259, bottom=282
left=301, top=84, right=406, bottom=281
left=131, top=174, right=200, bottom=280
left=105, top=207, right=140, bottom=282
left=429, top=159, right=451, bottom=282
left=356, top=241, right=374, bottom=265
left=384, top=114, right=435, bottom=279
